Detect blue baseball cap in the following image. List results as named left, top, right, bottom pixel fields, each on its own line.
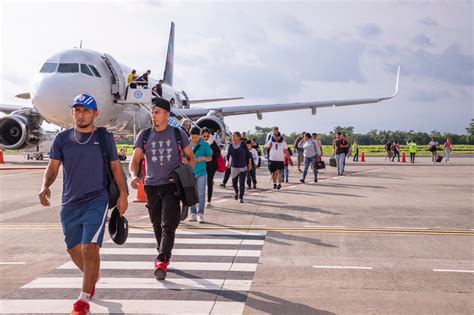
left=70, top=93, right=97, bottom=110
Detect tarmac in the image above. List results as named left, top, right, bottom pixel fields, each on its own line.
left=0, top=153, right=472, bottom=314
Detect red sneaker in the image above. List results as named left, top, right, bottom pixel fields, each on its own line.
left=70, top=299, right=90, bottom=315
left=154, top=257, right=168, bottom=280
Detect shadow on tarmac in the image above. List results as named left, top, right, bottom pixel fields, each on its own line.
left=266, top=231, right=338, bottom=248
left=245, top=291, right=335, bottom=315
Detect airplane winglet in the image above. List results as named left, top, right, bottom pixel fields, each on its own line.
left=382, top=66, right=400, bottom=100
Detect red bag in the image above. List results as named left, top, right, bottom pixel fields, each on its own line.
left=216, top=155, right=226, bottom=172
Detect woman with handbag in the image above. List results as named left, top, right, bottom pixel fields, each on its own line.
left=300, top=133, right=319, bottom=183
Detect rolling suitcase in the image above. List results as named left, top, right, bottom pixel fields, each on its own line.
left=436, top=155, right=443, bottom=163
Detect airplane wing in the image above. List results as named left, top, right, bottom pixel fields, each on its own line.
left=176, top=67, right=400, bottom=120
left=0, top=104, right=32, bottom=114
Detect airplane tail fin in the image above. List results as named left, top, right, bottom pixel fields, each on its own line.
left=163, top=22, right=175, bottom=86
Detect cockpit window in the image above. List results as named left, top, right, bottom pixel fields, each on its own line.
left=57, top=63, right=79, bottom=73
left=80, top=64, right=93, bottom=76
left=89, top=65, right=101, bottom=77
left=39, top=63, right=57, bottom=73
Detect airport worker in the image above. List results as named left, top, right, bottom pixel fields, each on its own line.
left=352, top=140, right=359, bottom=161
left=265, top=131, right=290, bottom=189
left=129, top=98, right=195, bottom=280
left=300, top=132, right=319, bottom=183
left=407, top=140, right=417, bottom=164
left=128, top=69, right=137, bottom=88
left=204, top=128, right=221, bottom=206
left=38, top=93, right=128, bottom=315
left=226, top=131, right=252, bottom=203
left=187, top=127, right=212, bottom=223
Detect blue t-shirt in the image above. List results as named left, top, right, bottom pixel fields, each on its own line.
left=134, top=126, right=190, bottom=186
left=190, top=138, right=212, bottom=177
left=49, top=128, right=118, bottom=209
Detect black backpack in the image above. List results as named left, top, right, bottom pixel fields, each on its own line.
left=97, top=127, right=128, bottom=209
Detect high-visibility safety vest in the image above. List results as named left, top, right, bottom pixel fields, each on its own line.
left=408, top=142, right=417, bottom=153
left=352, top=143, right=358, bottom=152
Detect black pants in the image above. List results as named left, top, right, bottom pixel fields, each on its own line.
left=410, top=153, right=416, bottom=164
left=222, top=168, right=231, bottom=185
left=207, top=166, right=217, bottom=202
left=232, top=171, right=247, bottom=199
left=353, top=150, right=359, bottom=161
left=392, top=150, right=400, bottom=162
left=246, top=168, right=257, bottom=187
left=144, top=184, right=180, bottom=262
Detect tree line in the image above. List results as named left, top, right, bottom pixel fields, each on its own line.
left=248, top=119, right=474, bottom=146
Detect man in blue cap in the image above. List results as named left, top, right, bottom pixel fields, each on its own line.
left=38, top=93, right=128, bottom=315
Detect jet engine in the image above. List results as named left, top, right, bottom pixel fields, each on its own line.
left=195, top=113, right=229, bottom=144
left=0, top=108, right=46, bottom=150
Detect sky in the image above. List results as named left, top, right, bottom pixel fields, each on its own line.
left=0, top=0, right=472, bottom=134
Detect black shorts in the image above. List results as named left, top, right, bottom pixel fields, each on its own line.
left=268, top=160, right=285, bottom=173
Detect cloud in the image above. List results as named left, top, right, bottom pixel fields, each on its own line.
left=356, top=23, right=382, bottom=39
left=408, top=89, right=451, bottom=102
left=411, top=34, right=434, bottom=47
left=276, top=15, right=309, bottom=36
left=420, top=17, right=438, bottom=27
left=385, top=45, right=473, bottom=86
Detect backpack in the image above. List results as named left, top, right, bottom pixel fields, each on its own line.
left=97, top=127, right=128, bottom=209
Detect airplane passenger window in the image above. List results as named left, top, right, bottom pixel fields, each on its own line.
left=39, top=63, right=58, bottom=73
left=89, top=65, right=101, bottom=77
left=57, top=63, right=79, bottom=73
left=80, top=64, right=93, bottom=76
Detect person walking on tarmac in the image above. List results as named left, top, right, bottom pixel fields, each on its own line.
left=129, top=98, right=195, bottom=280
left=407, top=140, right=417, bottom=164
left=38, top=94, right=128, bottom=315
left=294, top=132, right=305, bottom=173
left=226, top=132, right=252, bottom=203
left=300, top=132, right=319, bottom=183
left=265, top=131, right=290, bottom=189
left=188, top=127, right=213, bottom=223
left=204, top=129, right=221, bottom=207
left=333, top=132, right=349, bottom=175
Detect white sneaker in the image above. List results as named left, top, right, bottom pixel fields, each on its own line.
left=197, top=214, right=205, bottom=223
left=188, top=214, right=197, bottom=222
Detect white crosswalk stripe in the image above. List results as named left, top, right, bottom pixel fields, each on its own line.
left=0, top=229, right=266, bottom=314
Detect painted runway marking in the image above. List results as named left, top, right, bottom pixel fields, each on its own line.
left=100, top=248, right=262, bottom=257
left=304, top=225, right=346, bottom=228
left=0, top=170, right=44, bottom=178
left=313, top=265, right=373, bottom=270
left=0, top=262, right=26, bottom=265
left=23, top=277, right=253, bottom=291
left=433, top=269, right=474, bottom=273
left=107, top=238, right=265, bottom=245
left=0, top=300, right=245, bottom=314
left=0, top=229, right=266, bottom=314
left=385, top=227, right=429, bottom=230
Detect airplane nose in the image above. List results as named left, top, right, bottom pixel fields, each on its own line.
left=31, top=73, right=107, bottom=127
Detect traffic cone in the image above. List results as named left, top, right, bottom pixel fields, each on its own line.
left=133, top=177, right=147, bottom=203
left=361, top=150, right=365, bottom=162
left=0, top=147, right=4, bottom=164
left=401, top=151, right=407, bottom=163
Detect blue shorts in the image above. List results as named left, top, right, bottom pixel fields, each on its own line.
left=60, top=200, right=108, bottom=249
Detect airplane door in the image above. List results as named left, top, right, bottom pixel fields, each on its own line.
left=103, top=53, right=126, bottom=99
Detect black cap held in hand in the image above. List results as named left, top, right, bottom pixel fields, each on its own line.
left=152, top=98, right=171, bottom=112
left=108, top=207, right=128, bottom=245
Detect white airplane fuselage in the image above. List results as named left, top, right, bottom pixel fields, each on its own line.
left=31, top=48, right=179, bottom=134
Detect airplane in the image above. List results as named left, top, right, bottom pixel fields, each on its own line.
left=0, top=22, right=400, bottom=151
